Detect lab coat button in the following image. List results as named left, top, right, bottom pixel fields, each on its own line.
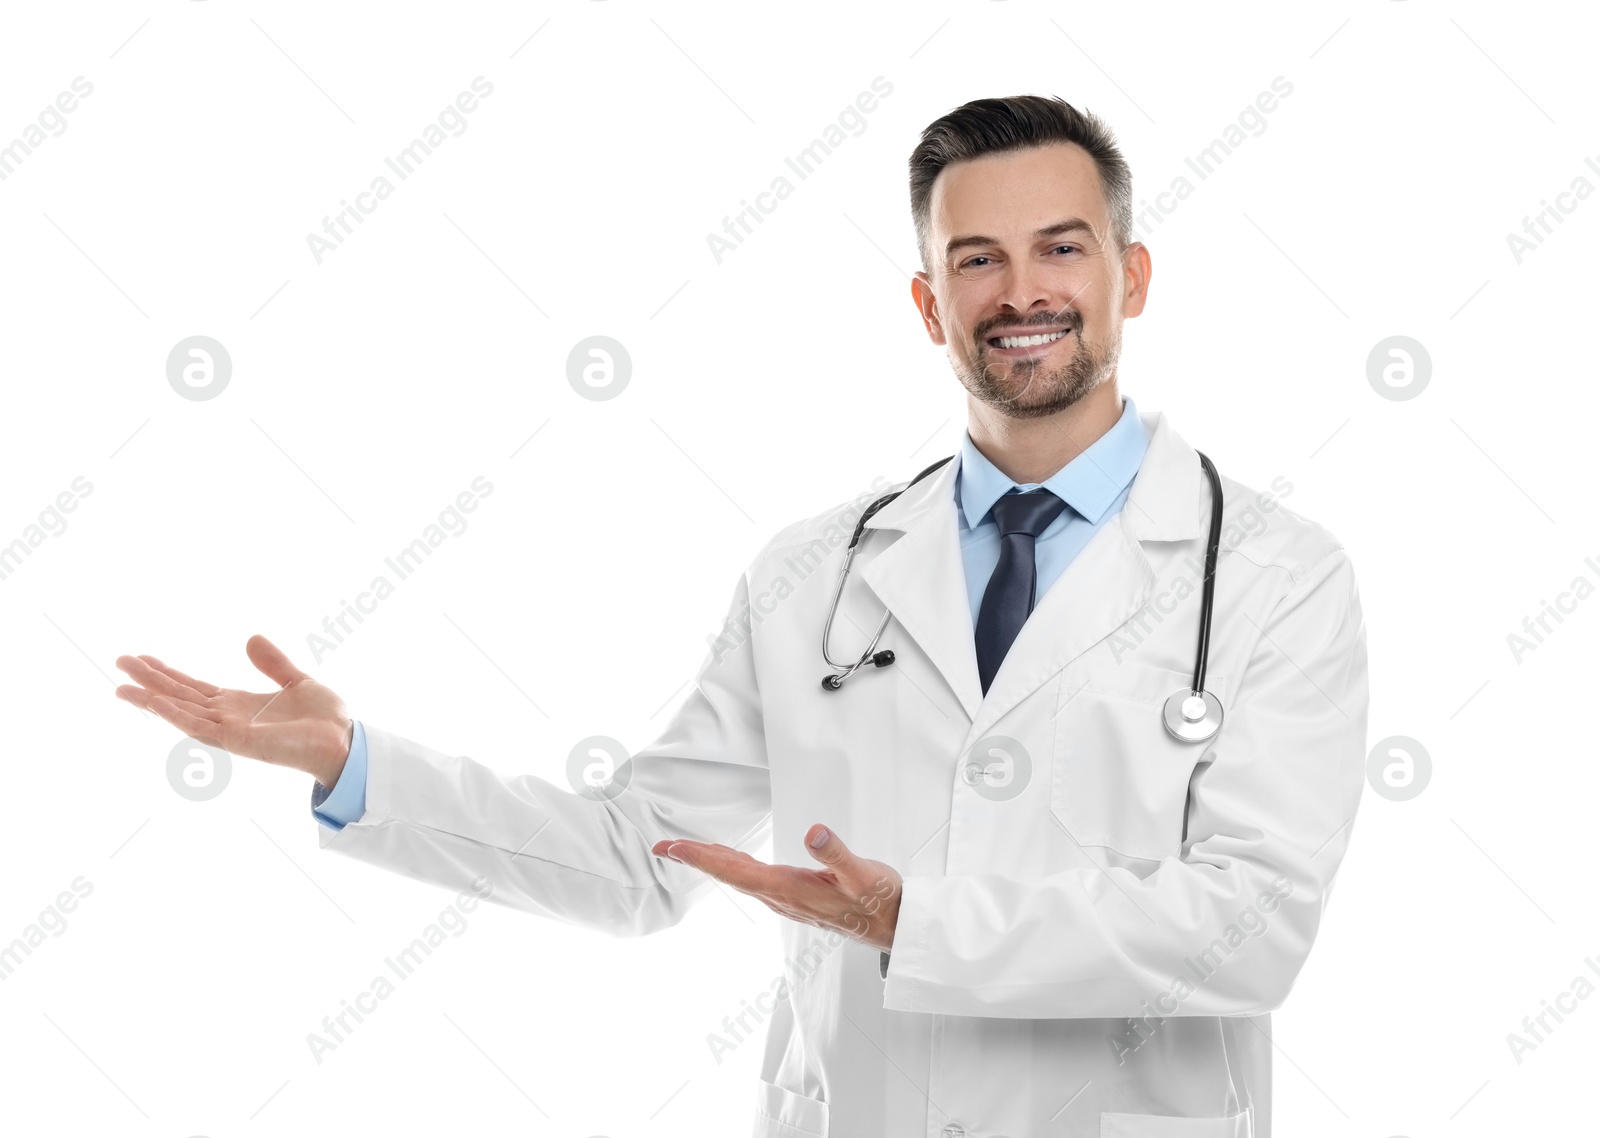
left=960, top=762, right=983, bottom=785
left=941, top=1125, right=966, bottom=1138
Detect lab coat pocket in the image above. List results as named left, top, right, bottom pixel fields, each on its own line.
left=1052, top=661, right=1229, bottom=862
left=752, top=1077, right=830, bottom=1137
left=1099, top=1107, right=1253, bottom=1137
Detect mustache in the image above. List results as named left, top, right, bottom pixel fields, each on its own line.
left=975, top=310, right=1081, bottom=340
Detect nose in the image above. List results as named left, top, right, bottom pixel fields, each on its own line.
left=990, top=262, right=1088, bottom=329
left=991, top=259, right=1055, bottom=316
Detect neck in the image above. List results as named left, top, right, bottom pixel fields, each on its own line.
left=965, top=380, right=1124, bottom=485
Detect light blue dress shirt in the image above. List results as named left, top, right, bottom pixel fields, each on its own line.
left=311, top=720, right=368, bottom=831
left=954, top=394, right=1148, bottom=628
left=311, top=397, right=1148, bottom=832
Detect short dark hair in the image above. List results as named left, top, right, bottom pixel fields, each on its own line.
left=908, top=95, right=1133, bottom=272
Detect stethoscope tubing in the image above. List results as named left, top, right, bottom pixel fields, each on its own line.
left=1191, top=451, right=1223, bottom=698
left=819, top=455, right=954, bottom=691
left=821, top=450, right=1223, bottom=737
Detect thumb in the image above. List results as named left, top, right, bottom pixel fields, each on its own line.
left=805, top=824, right=850, bottom=867
left=246, top=634, right=309, bottom=688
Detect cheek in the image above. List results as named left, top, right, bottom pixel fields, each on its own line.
left=943, top=285, right=998, bottom=340
left=1072, top=295, right=1114, bottom=331
left=939, top=319, right=979, bottom=351
left=1064, top=277, right=1098, bottom=306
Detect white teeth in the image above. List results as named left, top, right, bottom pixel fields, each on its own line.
left=995, top=330, right=1068, bottom=349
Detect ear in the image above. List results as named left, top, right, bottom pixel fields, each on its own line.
left=910, top=273, right=949, bottom=346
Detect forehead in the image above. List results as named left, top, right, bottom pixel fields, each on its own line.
left=928, top=142, right=1108, bottom=245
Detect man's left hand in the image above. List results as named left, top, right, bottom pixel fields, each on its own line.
left=651, top=825, right=901, bottom=953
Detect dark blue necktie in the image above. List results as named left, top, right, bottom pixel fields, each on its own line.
left=975, top=489, right=1069, bottom=695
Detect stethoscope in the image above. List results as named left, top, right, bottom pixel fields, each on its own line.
left=820, top=451, right=1227, bottom=745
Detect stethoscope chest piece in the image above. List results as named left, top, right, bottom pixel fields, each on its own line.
left=1162, top=688, right=1223, bottom=743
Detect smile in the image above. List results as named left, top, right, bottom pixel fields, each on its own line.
left=987, top=329, right=1071, bottom=351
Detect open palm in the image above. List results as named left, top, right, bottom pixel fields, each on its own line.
left=115, top=634, right=352, bottom=784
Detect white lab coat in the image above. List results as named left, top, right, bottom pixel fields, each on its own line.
left=316, top=410, right=1369, bottom=1138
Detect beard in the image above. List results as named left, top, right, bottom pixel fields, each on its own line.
left=953, top=317, right=1121, bottom=420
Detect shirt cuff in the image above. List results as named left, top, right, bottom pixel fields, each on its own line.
left=311, top=720, right=368, bottom=831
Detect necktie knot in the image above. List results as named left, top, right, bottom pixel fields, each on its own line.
left=990, top=489, right=1068, bottom=538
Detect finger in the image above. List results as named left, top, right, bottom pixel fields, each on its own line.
left=660, top=842, right=780, bottom=893
left=116, top=656, right=211, bottom=704
left=804, top=824, right=852, bottom=869
left=654, top=839, right=744, bottom=855
left=134, top=655, right=221, bottom=697
left=146, top=695, right=226, bottom=748
left=652, top=839, right=750, bottom=861
left=245, top=634, right=309, bottom=689
left=116, top=685, right=222, bottom=723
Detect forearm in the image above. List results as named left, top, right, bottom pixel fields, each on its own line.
left=883, top=859, right=1306, bottom=1018
left=317, top=714, right=773, bottom=937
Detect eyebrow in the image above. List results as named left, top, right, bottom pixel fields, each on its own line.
left=943, top=218, right=1099, bottom=260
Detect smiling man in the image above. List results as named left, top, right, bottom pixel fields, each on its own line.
left=115, top=95, right=1368, bottom=1138
left=928, top=145, right=1128, bottom=430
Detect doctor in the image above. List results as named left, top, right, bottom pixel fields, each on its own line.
left=114, top=94, right=1368, bottom=1137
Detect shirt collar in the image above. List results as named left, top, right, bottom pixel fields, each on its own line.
left=956, top=395, right=1149, bottom=530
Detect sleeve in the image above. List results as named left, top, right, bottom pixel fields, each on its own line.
left=881, top=547, right=1369, bottom=1018
left=311, top=566, right=773, bottom=938
left=311, top=719, right=368, bottom=831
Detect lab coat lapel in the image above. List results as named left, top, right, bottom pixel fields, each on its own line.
left=965, top=410, right=1205, bottom=744
left=857, top=457, right=984, bottom=722
left=854, top=411, right=1204, bottom=738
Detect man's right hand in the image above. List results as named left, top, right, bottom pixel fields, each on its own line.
left=115, top=634, right=354, bottom=788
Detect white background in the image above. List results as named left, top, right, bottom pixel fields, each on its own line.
left=0, top=0, right=1595, bottom=1134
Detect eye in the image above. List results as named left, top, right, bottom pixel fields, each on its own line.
left=1050, top=244, right=1080, bottom=255
left=959, top=255, right=995, bottom=269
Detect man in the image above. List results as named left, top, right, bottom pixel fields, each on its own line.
left=115, top=95, right=1368, bottom=1137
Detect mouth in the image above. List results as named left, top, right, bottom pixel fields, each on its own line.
left=984, top=327, right=1073, bottom=357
